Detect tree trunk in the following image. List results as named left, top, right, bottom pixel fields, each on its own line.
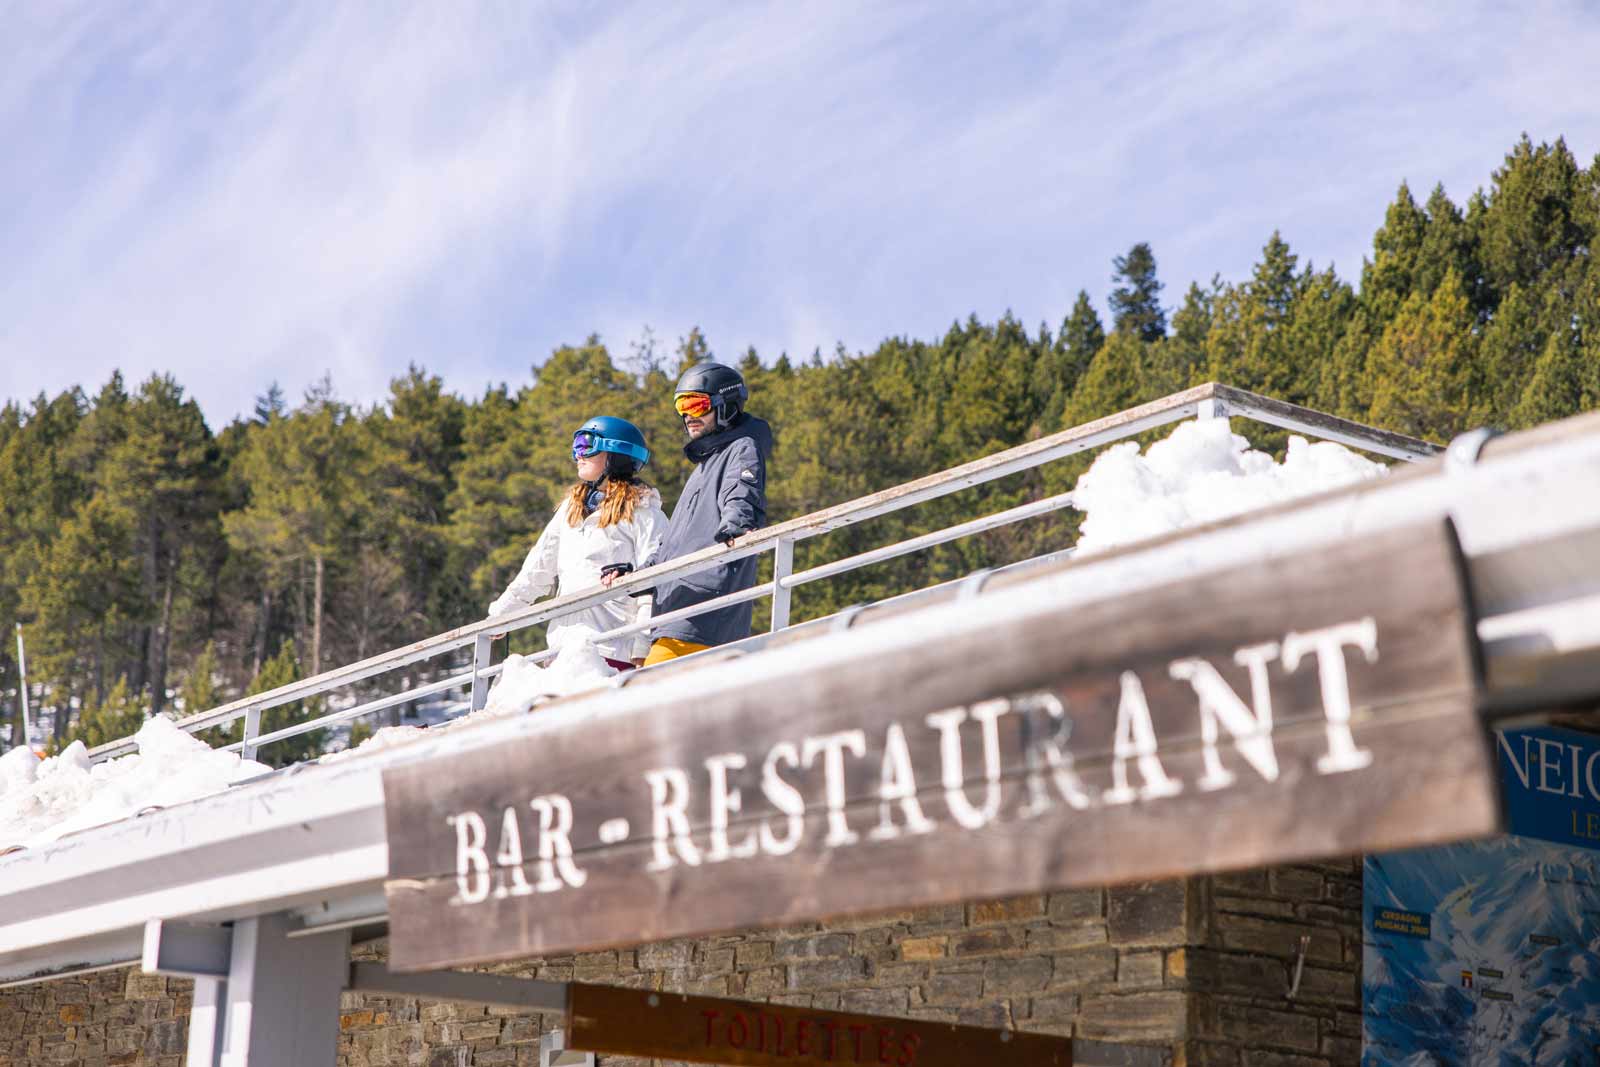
left=94, top=627, right=106, bottom=707
left=149, top=561, right=176, bottom=715
left=132, top=513, right=159, bottom=697
left=312, top=552, right=325, bottom=677
left=255, top=588, right=271, bottom=677
left=295, top=557, right=308, bottom=661
left=52, top=683, right=68, bottom=745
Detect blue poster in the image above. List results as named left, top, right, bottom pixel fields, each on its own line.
left=1363, top=727, right=1600, bottom=1066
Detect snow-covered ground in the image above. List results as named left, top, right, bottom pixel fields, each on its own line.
left=0, top=418, right=1389, bottom=851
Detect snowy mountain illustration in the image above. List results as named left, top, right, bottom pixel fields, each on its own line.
left=1364, top=839, right=1600, bottom=1065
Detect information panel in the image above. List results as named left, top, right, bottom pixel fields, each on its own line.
left=1363, top=726, right=1600, bottom=1066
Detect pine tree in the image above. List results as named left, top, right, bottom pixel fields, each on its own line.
left=253, top=383, right=286, bottom=425
left=1476, top=283, right=1546, bottom=424
left=1109, top=244, right=1166, bottom=341
left=1417, top=184, right=1488, bottom=317
left=1361, top=182, right=1428, bottom=323
left=1205, top=234, right=1304, bottom=400
left=1053, top=291, right=1106, bottom=400
left=179, top=641, right=221, bottom=717
left=222, top=379, right=366, bottom=677
left=363, top=366, right=467, bottom=636
left=98, top=375, right=220, bottom=713
left=1477, top=136, right=1587, bottom=297
left=443, top=385, right=529, bottom=608
left=247, top=640, right=323, bottom=767
left=1064, top=331, right=1150, bottom=425
left=1366, top=269, right=1480, bottom=442
left=64, top=676, right=144, bottom=751
left=1147, top=282, right=1213, bottom=395
left=1509, top=328, right=1586, bottom=429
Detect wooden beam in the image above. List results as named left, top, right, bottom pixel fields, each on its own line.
left=383, top=519, right=1494, bottom=972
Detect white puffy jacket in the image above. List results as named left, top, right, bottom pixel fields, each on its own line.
left=488, top=488, right=668, bottom=663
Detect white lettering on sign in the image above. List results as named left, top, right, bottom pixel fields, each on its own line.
left=1172, top=640, right=1280, bottom=792
left=645, top=769, right=702, bottom=871
left=448, top=811, right=491, bottom=905
left=439, top=617, right=1390, bottom=905
left=925, top=699, right=1008, bottom=830
left=494, top=806, right=534, bottom=898
left=705, top=753, right=759, bottom=862
left=530, top=794, right=587, bottom=890
left=759, top=742, right=805, bottom=856
left=1498, top=733, right=1600, bottom=803
left=802, top=730, right=867, bottom=847
left=1281, top=618, right=1377, bottom=774
left=1102, top=672, right=1183, bottom=805
left=1017, top=692, right=1093, bottom=818
left=870, top=723, right=933, bottom=841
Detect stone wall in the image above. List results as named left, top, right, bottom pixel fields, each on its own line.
left=1188, top=860, right=1365, bottom=1067
left=0, top=967, right=192, bottom=1067
left=338, top=886, right=1191, bottom=1067
left=0, top=868, right=1362, bottom=1067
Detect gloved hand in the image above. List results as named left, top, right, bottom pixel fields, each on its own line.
left=487, top=595, right=514, bottom=618
left=714, top=525, right=746, bottom=546
left=599, top=562, right=634, bottom=585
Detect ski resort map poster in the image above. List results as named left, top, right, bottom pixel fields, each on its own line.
left=1363, top=726, right=1600, bottom=1065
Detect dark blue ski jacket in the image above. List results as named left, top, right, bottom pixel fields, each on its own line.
left=647, top=413, right=773, bottom=647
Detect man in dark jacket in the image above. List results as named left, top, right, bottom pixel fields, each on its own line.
left=607, top=361, right=771, bottom=665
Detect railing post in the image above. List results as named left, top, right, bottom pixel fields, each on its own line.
left=240, top=705, right=261, bottom=762
left=1196, top=396, right=1229, bottom=421
left=470, top=634, right=494, bottom=712
left=770, top=537, right=794, bottom=632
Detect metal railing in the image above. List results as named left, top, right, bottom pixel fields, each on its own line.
left=87, top=382, right=1438, bottom=762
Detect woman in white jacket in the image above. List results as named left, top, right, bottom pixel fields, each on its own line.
left=488, top=416, right=667, bottom=669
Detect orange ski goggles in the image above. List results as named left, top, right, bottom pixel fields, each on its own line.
left=674, top=391, right=714, bottom=419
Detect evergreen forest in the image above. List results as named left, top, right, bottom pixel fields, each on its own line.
left=3, top=136, right=1598, bottom=758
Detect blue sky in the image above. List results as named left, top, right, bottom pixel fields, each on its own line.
left=3, top=2, right=1599, bottom=425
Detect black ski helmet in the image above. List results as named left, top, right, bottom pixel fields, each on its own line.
left=675, top=361, right=748, bottom=422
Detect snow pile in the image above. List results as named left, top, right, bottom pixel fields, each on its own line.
left=484, top=635, right=618, bottom=716
left=1072, top=419, right=1386, bottom=553
left=324, top=633, right=618, bottom=763
left=0, top=716, right=270, bottom=850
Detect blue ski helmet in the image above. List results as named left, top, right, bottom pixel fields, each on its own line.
left=572, top=416, right=650, bottom=476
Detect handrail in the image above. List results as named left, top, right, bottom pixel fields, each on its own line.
left=86, top=382, right=1437, bottom=761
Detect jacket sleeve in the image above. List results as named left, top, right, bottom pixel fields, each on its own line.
left=715, top=438, right=768, bottom=542
left=488, top=509, right=564, bottom=617
left=622, top=502, right=669, bottom=660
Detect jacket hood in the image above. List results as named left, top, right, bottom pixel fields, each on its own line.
left=683, top=412, right=773, bottom=463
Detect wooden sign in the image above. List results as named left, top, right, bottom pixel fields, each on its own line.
left=564, top=983, right=1071, bottom=1067
left=383, top=519, right=1496, bottom=972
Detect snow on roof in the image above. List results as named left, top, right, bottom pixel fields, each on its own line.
left=1072, top=419, right=1386, bottom=553
left=0, top=633, right=621, bottom=851
left=0, top=717, right=270, bottom=852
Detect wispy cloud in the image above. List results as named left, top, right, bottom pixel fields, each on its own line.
left=2, top=2, right=1597, bottom=423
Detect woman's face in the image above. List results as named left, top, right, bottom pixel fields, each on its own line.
left=576, top=453, right=607, bottom=482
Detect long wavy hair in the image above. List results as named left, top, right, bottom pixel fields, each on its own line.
left=565, top=476, right=652, bottom=529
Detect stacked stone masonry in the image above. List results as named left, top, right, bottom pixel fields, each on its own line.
left=0, top=863, right=1363, bottom=1067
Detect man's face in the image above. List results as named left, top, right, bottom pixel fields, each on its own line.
left=683, top=408, right=716, bottom=439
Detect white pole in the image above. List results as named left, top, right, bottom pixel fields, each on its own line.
left=15, top=623, right=30, bottom=748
